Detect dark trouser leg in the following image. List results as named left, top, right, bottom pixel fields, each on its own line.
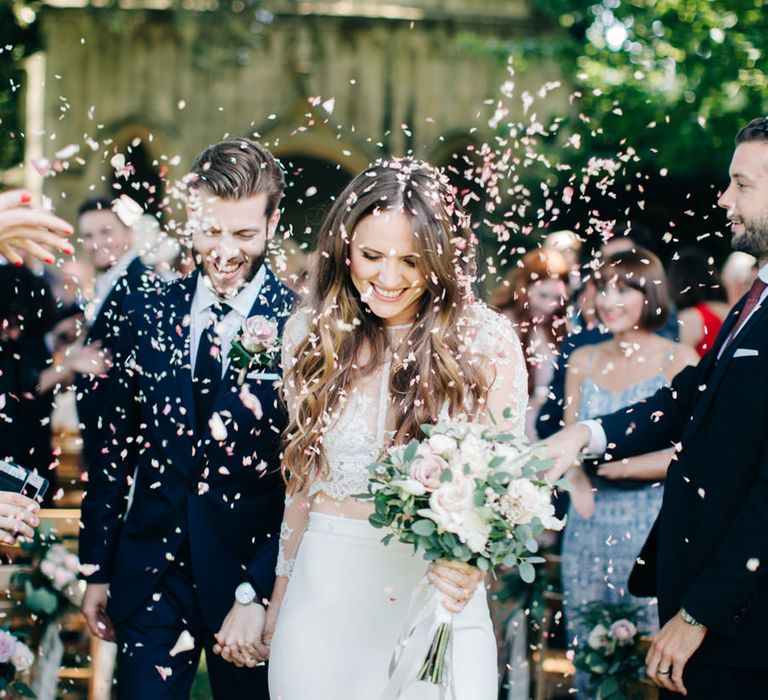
left=115, top=562, right=208, bottom=700
left=659, top=661, right=767, bottom=700
left=205, top=645, right=270, bottom=700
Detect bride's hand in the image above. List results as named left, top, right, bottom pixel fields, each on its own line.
left=428, top=560, right=484, bottom=614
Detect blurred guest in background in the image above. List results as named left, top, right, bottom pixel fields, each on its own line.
left=537, top=224, right=679, bottom=439
left=493, top=247, right=569, bottom=440
left=721, top=250, right=757, bottom=307
left=544, top=229, right=583, bottom=293
left=668, top=249, right=729, bottom=357
left=559, top=249, right=698, bottom=697
left=0, top=266, right=58, bottom=496
left=74, top=196, right=158, bottom=473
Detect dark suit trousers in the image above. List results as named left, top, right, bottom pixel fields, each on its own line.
left=115, top=550, right=269, bottom=700
left=659, top=661, right=766, bottom=700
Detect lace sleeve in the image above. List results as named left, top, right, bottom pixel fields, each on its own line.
left=280, top=310, right=311, bottom=420
left=276, top=310, right=313, bottom=577
left=466, top=303, right=528, bottom=438
left=275, top=487, right=311, bottom=578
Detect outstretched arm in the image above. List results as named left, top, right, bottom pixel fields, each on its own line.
left=0, top=190, right=74, bottom=266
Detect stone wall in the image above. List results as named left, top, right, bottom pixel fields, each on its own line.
left=30, top=0, right=567, bottom=227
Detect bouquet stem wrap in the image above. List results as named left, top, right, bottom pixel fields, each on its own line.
left=381, top=576, right=456, bottom=700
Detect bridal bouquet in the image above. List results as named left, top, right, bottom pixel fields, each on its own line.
left=363, top=409, right=565, bottom=691
left=0, top=629, right=35, bottom=697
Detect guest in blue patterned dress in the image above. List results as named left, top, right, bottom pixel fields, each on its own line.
left=560, top=248, right=699, bottom=697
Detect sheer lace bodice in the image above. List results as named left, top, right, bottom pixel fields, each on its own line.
left=275, top=303, right=528, bottom=577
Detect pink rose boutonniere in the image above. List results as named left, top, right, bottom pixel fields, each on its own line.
left=228, top=315, right=280, bottom=381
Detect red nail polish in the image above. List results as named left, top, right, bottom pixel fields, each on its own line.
left=20, top=193, right=31, bottom=204
left=44, top=256, right=54, bottom=264
left=13, top=260, right=22, bottom=267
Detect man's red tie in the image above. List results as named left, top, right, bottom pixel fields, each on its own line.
left=726, top=276, right=768, bottom=348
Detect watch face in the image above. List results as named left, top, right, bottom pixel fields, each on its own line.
left=236, top=582, right=256, bottom=604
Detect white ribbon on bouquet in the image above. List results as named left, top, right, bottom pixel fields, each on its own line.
left=380, top=575, right=456, bottom=700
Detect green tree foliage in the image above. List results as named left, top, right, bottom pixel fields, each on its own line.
left=0, top=0, right=39, bottom=171
left=532, top=0, right=767, bottom=175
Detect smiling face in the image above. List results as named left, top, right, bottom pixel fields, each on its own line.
left=527, top=278, right=567, bottom=319
left=718, top=141, right=768, bottom=262
left=189, top=190, right=279, bottom=298
left=349, top=209, right=427, bottom=326
left=78, top=209, right=134, bottom=273
left=595, top=278, right=646, bottom=333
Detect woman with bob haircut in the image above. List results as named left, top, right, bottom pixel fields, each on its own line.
left=559, top=247, right=699, bottom=697
left=265, top=158, right=528, bottom=699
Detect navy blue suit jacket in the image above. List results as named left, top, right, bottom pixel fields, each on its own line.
left=79, top=269, right=295, bottom=632
left=76, top=256, right=158, bottom=468
left=598, top=293, right=768, bottom=669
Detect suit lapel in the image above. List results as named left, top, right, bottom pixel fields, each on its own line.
left=199, top=268, right=290, bottom=440
left=164, top=274, right=198, bottom=441
left=86, top=256, right=151, bottom=343
left=686, top=296, right=764, bottom=438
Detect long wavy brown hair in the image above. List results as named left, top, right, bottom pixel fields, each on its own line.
left=282, top=159, right=491, bottom=493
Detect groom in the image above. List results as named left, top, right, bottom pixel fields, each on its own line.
left=545, top=117, right=768, bottom=699
left=80, top=138, right=295, bottom=699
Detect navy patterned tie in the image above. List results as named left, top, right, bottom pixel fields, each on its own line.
left=725, top=277, right=767, bottom=349
left=193, top=303, right=229, bottom=435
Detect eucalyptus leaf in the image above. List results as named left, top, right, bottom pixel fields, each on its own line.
left=411, top=519, right=436, bottom=536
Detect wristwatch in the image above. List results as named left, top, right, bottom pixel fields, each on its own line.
left=681, top=608, right=703, bottom=627
left=235, top=581, right=257, bottom=606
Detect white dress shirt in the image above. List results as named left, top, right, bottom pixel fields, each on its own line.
left=582, top=262, right=768, bottom=455
left=189, top=265, right=267, bottom=377
left=87, top=250, right=137, bottom=323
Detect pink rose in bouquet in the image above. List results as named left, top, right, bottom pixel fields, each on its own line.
left=0, top=632, right=15, bottom=663
left=409, top=453, right=448, bottom=492
left=610, top=619, right=638, bottom=645
left=241, top=316, right=278, bottom=353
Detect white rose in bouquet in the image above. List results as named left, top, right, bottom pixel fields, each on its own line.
left=392, top=479, right=427, bottom=496
left=457, top=434, right=492, bottom=478
left=454, top=508, right=492, bottom=554
left=503, top=478, right=564, bottom=530
left=587, top=623, right=612, bottom=651
left=418, top=473, right=475, bottom=534
left=494, top=443, right=525, bottom=478
left=10, top=642, right=34, bottom=673
left=427, top=434, right=457, bottom=458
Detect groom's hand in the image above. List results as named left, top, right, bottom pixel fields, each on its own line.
left=646, top=610, right=707, bottom=695
left=82, top=583, right=116, bottom=641
left=214, top=601, right=269, bottom=668
left=537, top=423, right=592, bottom=482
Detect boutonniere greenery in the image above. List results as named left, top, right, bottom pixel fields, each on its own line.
left=228, top=315, right=280, bottom=381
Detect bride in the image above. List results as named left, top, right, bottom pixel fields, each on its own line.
left=266, top=159, right=528, bottom=699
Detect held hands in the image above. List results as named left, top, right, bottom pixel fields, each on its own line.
left=646, top=610, right=707, bottom=696
left=82, top=583, right=117, bottom=641
left=0, top=190, right=74, bottom=266
left=428, top=559, right=484, bottom=614
left=214, top=601, right=270, bottom=668
left=0, top=492, right=40, bottom=545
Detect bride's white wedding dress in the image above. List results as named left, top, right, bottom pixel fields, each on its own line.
left=268, top=303, right=528, bottom=700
